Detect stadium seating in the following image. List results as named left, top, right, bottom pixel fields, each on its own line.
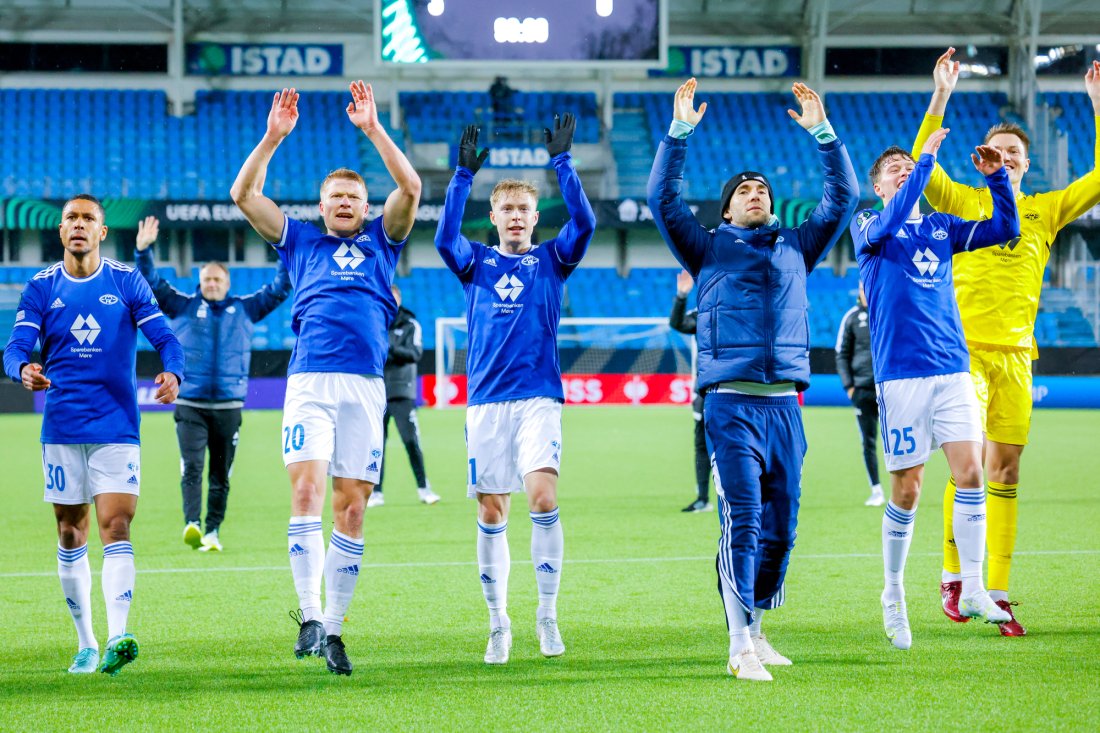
left=400, top=91, right=601, bottom=146
left=1040, top=91, right=1096, bottom=182
left=0, top=88, right=399, bottom=201
left=612, top=91, right=1015, bottom=200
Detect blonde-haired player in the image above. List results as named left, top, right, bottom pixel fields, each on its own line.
left=913, top=49, right=1100, bottom=635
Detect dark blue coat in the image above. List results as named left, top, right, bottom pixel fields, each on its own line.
left=648, top=134, right=859, bottom=392
left=135, top=250, right=291, bottom=403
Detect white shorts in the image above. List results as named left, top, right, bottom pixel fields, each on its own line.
left=876, top=372, right=982, bottom=472
left=42, top=444, right=141, bottom=505
left=465, top=397, right=563, bottom=497
left=282, top=372, right=386, bottom=482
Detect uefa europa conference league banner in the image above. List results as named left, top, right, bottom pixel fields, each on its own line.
left=31, top=374, right=1100, bottom=413
left=0, top=197, right=828, bottom=232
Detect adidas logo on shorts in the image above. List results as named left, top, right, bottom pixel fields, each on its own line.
left=367, top=461, right=379, bottom=473
left=127, top=475, right=138, bottom=485
left=535, top=563, right=557, bottom=574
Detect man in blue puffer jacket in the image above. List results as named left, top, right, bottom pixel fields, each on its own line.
left=134, top=216, right=291, bottom=552
left=648, top=78, right=858, bottom=681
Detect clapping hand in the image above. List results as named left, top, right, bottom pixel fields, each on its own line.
left=135, top=216, right=159, bottom=252
left=267, top=88, right=299, bottom=140
left=673, top=78, right=707, bottom=126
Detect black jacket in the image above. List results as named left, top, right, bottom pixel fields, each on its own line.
left=383, top=306, right=423, bottom=401
left=835, top=301, right=875, bottom=390
left=670, top=293, right=705, bottom=413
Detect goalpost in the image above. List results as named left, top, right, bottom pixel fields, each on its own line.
left=433, top=317, right=697, bottom=408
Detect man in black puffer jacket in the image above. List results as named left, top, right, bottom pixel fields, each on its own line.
left=835, top=282, right=882, bottom=507
left=369, top=284, right=439, bottom=507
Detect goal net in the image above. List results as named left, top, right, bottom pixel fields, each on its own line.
left=433, top=317, right=696, bottom=408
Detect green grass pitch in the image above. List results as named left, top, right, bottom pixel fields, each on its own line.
left=0, top=406, right=1097, bottom=731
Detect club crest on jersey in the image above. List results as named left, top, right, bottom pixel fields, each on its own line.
left=98, top=294, right=119, bottom=305
left=494, top=274, right=524, bottom=302
left=912, top=248, right=940, bottom=277
left=70, top=314, right=101, bottom=345
left=931, top=229, right=948, bottom=240
left=521, top=255, right=537, bottom=266
left=333, top=243, right=366, bottom=270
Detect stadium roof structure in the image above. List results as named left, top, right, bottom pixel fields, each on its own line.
left=0, top=0, right=1096, bottom=38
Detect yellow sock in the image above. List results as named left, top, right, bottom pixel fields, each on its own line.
left=986, top=481, right=1018, bottom=592
left=942, top=477, right=960, bottom=574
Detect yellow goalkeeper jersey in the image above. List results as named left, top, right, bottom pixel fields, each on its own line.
left=913, top=113, right=1100, bottom=355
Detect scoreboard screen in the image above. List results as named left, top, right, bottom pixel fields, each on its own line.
left=377, top=0, right=664, bottom=65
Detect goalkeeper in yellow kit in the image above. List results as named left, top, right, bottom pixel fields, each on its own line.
left=913, top=49, right=1100, bottom=636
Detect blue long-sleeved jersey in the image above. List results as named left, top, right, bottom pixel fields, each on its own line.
left=435, top=152, right=595, bottom=406
left=4, top=258, right=185, bottom=444
left=852, top=154, right=1020, bottom=383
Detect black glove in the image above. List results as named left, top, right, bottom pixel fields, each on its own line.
left=458, top=124, right=489, bottom=174
left=543, top=112, right=576, bottom=157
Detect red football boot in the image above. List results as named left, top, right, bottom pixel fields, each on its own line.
left=996, top=600, right=1027, bottom=636
left=940, top=581, right=969, bottom=623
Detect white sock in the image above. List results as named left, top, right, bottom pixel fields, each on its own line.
left=322, top=530, right=364, bottom=637
left=288, top=516, right=324, bottom=622
left=989, top=590, right=1009, bottom=603
left=101, top=542, right=135, bottom=640
left=882, top=502, right=916, bottom=602
left=952, top=487, right=987, bottom=597
left=58, top=544, right=96, bottom=651
left=530, top=508, right=563, bottom=621
left=870, top=483, right=883, bottom=495
left=477, top=520, right=510, bottom=630
left=942, top=569, right=962, bottom=583
left=749, top=609, right=764, bottom=637
left=719, top=572, right=752, bottom=656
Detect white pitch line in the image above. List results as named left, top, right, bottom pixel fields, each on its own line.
left=0, top=548, right=1096, bottom=579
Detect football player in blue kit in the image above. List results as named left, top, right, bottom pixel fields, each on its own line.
left=853, top=128, right=1019, bottom=650
left=649, top=79, right=859, bottom=681
left=4, top=194, right=184, bottom=676
left=435, top=115, right=595, bottom=664
left=230, top=82, right=421, bottom=676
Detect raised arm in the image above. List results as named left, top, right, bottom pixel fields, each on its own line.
left=646, top=78, right=711, bottom=275
left=346, top=80, right=422, bottom=242
left=912, top=48, right=972, bottom=214
left=230, top=88, right=297, bottom=243
left=134, top=216, right=191, bottom=318
left=788, top=83, right=860, bottom=271
left=434, top=125, right=484, bottom=276
left=953, top=146, right=1020, bottom=251
left=1050, top=61, right=1100, bottom=229
left=863, top=129, right=948, bottom=247
left=669, top=271, right=697, bottom=335
left=544, top=113, right=595, bottom=267
left=241, top=259, right=292, bottom=322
